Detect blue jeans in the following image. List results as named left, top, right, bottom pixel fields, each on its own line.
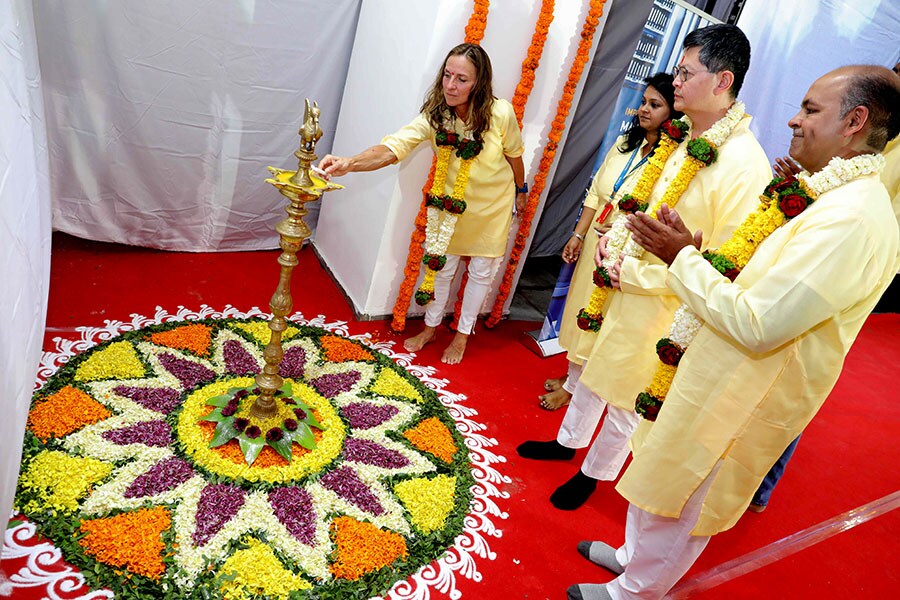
left=751, top=435, right=801, bottom=507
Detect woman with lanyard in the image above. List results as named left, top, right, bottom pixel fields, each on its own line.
left=539, top=73, right=681, bottom=411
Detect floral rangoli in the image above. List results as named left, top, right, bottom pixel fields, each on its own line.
left=5, top=306, right=509, bottom=600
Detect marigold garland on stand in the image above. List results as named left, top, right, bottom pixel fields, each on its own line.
left=487, top=0, right=608, bottom=328
left=576, top=101, right=746, bottom=333
left=635, top=153, right=886, bottom=420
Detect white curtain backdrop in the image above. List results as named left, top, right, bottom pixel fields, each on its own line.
left=35, top=0, right=361, bottom=251
left=738, top=0, right=900, bottom=160
left=0, top=0, right=52, bottom=554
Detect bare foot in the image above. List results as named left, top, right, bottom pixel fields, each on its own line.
left=404, top=326, right=436, bottom=352
left=441, top=332, right=469, bottom=364
left=544, top=376, right=566, bottom=392
left=539, top=388, right=572, bottom=410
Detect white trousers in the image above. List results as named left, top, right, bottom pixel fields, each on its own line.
left=423, top=254, right=503, bottom=335
left=562, top=361, right=584, bottom=394
left=606, top=462, right=721, bottom=600
left=556, top=379, right=641, bottom=480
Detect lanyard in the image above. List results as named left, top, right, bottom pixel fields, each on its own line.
left=611, top=145, right=649, bottom=198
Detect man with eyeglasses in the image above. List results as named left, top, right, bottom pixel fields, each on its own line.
left=518, top=24, right=770, bottom=514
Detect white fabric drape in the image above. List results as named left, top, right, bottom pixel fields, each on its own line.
left=0, top=0, right=52, bottom=552
left=36, top=0, right=361, bottom=251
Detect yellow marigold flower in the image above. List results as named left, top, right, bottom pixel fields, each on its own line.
left=395, top=475, right=457, bottom=533
left=586, top=287, right=609, bottom=313
left=75, top=340, right=144, bottom=381
left=370, top=369, right=423, bottom=403
left=19, top=451, right=112, bottom=512
left=647, top=363, right=678, bottom=399
left=430, top=147, right=452, bottom=196
left=452, top=158, right=474, bottom=199
left=230, top=322, right=300, bottom=345
left=219, top=538, right=311, bottom=599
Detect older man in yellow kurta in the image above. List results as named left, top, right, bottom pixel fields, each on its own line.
left=519, top=25, right=770, bottom=512
left=566, top=66, right=900, bottom=600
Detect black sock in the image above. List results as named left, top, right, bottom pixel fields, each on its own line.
left=516, top=440, right=576, bottom=460
left=550, top=471, right=597, bottom=510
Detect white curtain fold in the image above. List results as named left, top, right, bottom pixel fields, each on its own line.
left=0, top=0, right=52, bottom=553
left=36, top=0, right=361, bottom=251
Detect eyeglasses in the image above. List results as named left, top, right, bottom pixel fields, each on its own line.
left=672, top=65, right=708, bottom=82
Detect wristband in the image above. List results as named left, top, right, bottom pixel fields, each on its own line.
left=572, top=232, right=585, bottom=242
left=516, top=182, right=529, bottom=194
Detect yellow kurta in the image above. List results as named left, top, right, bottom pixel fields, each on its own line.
left=558, top=138, right=649, bottom=364
left=381, top=98, right=525, bottom=257
left=579, top=115, right=771, bottom=411
left=881, top=136, right=900, bottom=227
left=617, top=174, right=900, bottom=536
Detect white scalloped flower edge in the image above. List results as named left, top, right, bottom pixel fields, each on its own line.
left=2, top=304, right=511, bottom=600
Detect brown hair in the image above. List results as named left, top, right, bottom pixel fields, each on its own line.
left=420, top=43, right=495, bottom=140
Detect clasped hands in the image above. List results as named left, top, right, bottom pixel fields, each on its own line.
left=624, top=204, right=703, bottom=266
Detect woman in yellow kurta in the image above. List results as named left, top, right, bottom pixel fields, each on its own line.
left=540, top=73, right=681, bottom=410
left=320, top=43, right=525, bottom=364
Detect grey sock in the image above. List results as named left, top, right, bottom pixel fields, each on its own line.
left=577, top=541, right=624, bottom=575
left=566, top=584, right=612, bottom=600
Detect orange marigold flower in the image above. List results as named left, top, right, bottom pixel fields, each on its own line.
left=79, top=506, right=171, bottom=580
left=330, top=516, right=408, bottom=580
left=488, top=0, right=607, bottom=328
left=28, top=386, right=112, bottom=442
left=320, top=335, right=375, bottom=362
left=149, top=323, right=212, bottom=356
left=403, top=417, right=457, bottom=463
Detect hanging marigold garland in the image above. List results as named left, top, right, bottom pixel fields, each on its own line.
left=486, top=0, right=608, bottom=328
left=450, top=0, right=556, bottom=330
left=512, top=0, right=555, bottom=127
left=390, top=0, right=490, bottom=332
left=633, top=153, right=886, bottom=421
left=464, top=0, right=490, bottom=44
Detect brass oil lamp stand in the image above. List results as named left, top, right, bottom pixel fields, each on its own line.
left=249, top=99, right=341, bottom=420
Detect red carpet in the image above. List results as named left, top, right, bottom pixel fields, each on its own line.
left=4, top=232, right=898, bottom=599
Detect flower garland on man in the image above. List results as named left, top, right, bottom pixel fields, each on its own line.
left=516, top=25, right=772, bottom=513
left=569, top=64, right=900, bottom=600
left=319, top=43, right=526, bottom=365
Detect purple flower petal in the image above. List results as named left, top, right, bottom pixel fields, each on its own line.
left=192, top=484, right=246, bottom=546
left=278, top=346, right=307, bottom=379
left=341, top=402, right=400, bottom=429
left=268, top=487, right=316, bottom=544
left=310, top=371, right=361, bottom=399
left=101, top=420, right=171, bottom=447
left=114, top=386, right=181, bottom=414
left=320, top=466, right=384, bottom=515
left=223, top=340, right=260, bottom=375
left=343, top=438, right=410, bottom=469
left=158, top=353, right=216, bottom=390
left=124, top=457, right=194, bottom=498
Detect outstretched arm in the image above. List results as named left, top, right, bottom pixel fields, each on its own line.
left=319, top=145, right=398, bottom=177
